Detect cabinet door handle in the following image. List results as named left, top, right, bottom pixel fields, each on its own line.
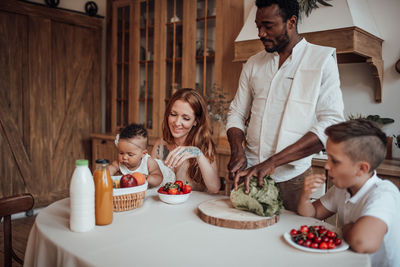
left=101, top=140, right=107, bottom=144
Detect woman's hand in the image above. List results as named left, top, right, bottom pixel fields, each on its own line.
left=165, top=146, right=202, bottom=169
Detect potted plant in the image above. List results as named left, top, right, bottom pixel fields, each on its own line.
left=394, top=134, right=400, bottom=150
left=205, top=85, right=232, bottom=145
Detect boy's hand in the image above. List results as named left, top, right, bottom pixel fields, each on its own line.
left=302, top=174, right=326, bottom=198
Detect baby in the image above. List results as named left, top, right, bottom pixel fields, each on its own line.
left=108, top=123, right=162, bottom=188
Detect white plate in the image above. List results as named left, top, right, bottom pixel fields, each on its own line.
left=283, top=232, right=349, bottom=253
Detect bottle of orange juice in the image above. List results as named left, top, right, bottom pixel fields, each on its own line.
left=93, top=159, right=113, bottom=225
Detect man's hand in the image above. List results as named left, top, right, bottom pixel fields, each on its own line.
left=226, top=127, right=247, bottom=181
left=227, top=149, right=247, bottom=181
left=233, top=159, right=275, bottom=194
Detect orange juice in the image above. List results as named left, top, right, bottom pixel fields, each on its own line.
left=93, top=159, right=113, bottom=225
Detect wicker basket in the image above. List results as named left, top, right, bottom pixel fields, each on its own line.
left=112, top=177, right=148, bottom=212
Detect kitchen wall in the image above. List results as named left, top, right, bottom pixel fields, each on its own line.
left=243, top=0, right=400, bottom=158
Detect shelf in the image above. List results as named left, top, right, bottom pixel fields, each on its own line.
left=234, top=26, right=384, bottom=102
left=139, top=60, right=154, bottom=64
left=196, top=55, right=215, bottom=62
left=166, top=21, right=183, bottom=26
left=140, top=25, right=154, bottom=31
left=166, top=57, right=182, bottom=63
left=196, top=15, right=216, bottom=21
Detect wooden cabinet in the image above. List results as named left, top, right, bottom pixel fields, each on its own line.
left=106, top=0, right=243, bottom=138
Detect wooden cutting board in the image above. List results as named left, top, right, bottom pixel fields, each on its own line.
left=197, top=198, right=279, bottom=229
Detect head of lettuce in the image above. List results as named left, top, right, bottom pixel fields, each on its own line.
left=230, top=176, right=283, bottom=217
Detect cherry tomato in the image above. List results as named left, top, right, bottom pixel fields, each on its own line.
left=304, top=240, right=312, bottom=248
left=318, top=229, right=328, bottom=236
left=311, top=243, right=319, bottom=249
left=160, top=190, right=168, bottom=194
left=327, top=231, right=336, bottom=238
left=334, top=238, right=342, bottom=246
left=297, top=239, right=304, bottom=246
left=313, top=236, right=322, bottom=244
left=157, top=187, right=163, bottom=193
left=328, top=243, right=336, bottom=249
left=300, top=225, right=309, bottom=233
left=178, top=191, right=183, bottom=195
left=307, top=232, right=315, bottom=240
left=319, top=242, right=328, bottom=249
left=322, top=236, right=330, bottom=243
left=290, top=229, right=298, bottom=236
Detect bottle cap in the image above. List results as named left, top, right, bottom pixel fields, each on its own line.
left=75, top=159, right=89, bottom=166
left=95, top=159, right=109, bottom=164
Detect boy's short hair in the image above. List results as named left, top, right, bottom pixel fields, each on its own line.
left=119, top=123, right=147, bottom=140
left=325, top=119, right=387, bottom=171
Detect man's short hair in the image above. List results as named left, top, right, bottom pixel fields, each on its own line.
left=325, top=119, right=387, bottom=171
left=255, top=0, right=299, bottom=22
left=120, top=123, right=147, bottom=140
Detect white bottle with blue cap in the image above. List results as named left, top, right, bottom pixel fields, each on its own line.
left=69, top=159, right=95, bottom=232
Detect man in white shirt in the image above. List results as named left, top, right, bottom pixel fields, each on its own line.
left=226, top=0, right=344, bottom=211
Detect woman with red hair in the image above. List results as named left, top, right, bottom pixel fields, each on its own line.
left=151, top=88, right=220, bottom=193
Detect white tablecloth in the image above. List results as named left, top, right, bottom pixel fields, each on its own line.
left=24, top=189, right=370, bottom=267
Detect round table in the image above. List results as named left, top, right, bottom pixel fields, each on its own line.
left=24, top=189, right=370, bottom=267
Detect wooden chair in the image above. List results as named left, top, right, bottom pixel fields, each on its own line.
left=0, top=193, right=34, bottom=267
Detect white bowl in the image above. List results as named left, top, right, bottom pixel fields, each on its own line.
left=158, top=192, right=191, bottom=204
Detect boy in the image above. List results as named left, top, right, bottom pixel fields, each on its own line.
left=297, top=119, right=400, bottom=267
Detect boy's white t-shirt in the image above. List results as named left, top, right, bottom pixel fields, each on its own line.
left=320, top=172, right=400, bottom=267
left=119, top=154, right=150, bottom=175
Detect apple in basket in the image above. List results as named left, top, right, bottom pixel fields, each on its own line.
left=120, top=174, right=138, bottom=188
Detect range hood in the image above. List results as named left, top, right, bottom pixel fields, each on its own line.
left=234, top=0, right=384, bottom=102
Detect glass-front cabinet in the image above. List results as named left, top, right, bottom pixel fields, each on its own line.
left=165, top=0, right=183, bottom=99
left=139, top=0, right=154, bottom=130
left=110, top=1, right=131, bottom=131
left=110, top=0, right=157, bottom=134
left=196, top=0, right=216, bottom=96
left=108, top=0, right=243, bottom=140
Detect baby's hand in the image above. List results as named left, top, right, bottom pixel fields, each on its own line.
left=302, top=174, right=326, bottom=197
left=165, top=146, right=202, bottom=169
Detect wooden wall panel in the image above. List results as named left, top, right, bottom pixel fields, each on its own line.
left=0, top=10, right=29, bottom=196
left=0, top=0, right=103, bottom=207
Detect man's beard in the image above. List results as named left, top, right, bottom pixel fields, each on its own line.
left=262, top=26, right=290, bottom=53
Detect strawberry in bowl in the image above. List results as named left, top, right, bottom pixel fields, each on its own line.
left=157, top=181, right=192, bottom=204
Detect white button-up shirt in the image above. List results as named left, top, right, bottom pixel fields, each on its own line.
left=226, top=39, right=344, bottom=182
left=320, top=173, right=400, bottom=267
